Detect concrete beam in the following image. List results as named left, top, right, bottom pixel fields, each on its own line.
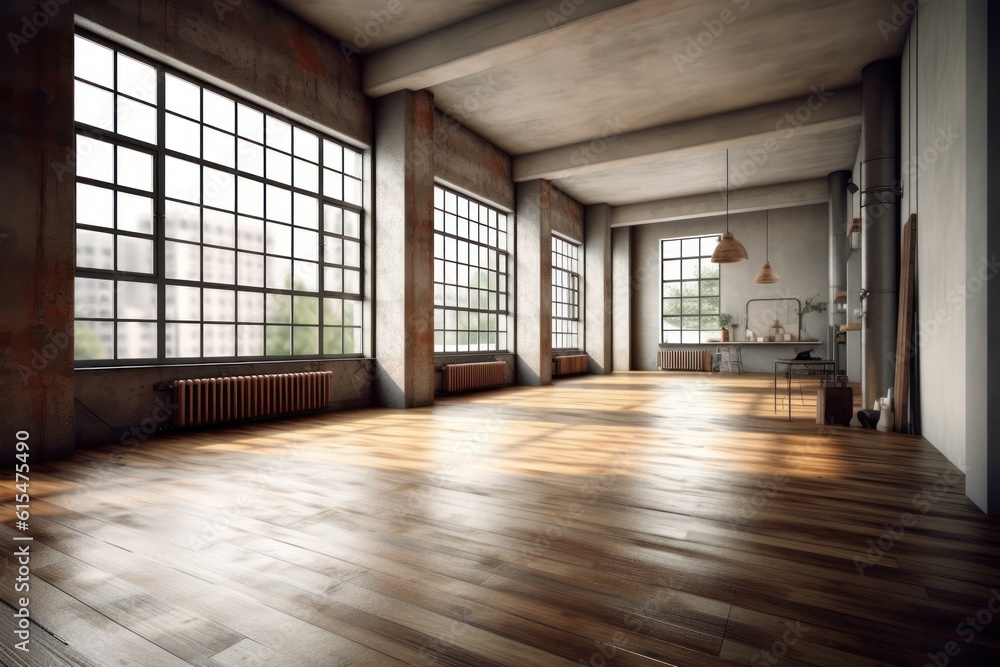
left=515, top=88, right=861, bottom=183
left=363, top=0, right=702, bottom=97
left=611, top=179, right=829, bottom=227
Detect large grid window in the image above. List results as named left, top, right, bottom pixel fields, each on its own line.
left=551, top=236, right=581, bottom=350
left=661, top=235, right=721, bottom=344
left=73, top=33, right=364, bottom=365
left=433, top=186, right=510, bottom=352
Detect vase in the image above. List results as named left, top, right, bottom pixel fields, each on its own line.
left=721, top=329, right=729, bottom=342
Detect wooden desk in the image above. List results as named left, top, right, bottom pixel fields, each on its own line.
left=774, top=359, right=836, bottom=421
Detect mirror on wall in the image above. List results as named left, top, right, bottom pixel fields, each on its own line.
left=743, top=298, right=802, bottom=342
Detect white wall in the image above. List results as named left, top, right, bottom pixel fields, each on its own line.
left=630, top=203, right=829, bottom=372
left=903, top=0, right=972, bottom=477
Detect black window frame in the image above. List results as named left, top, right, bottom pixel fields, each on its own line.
left=72, top=30, right=365, bottom=367
left=432, top=185, right=511, bottom=354
left=551, top=235, right=582, bottom=350
left=660, top=234, right=721, bottom=344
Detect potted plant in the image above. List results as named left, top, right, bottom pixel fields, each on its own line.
left=719, top=313, right=733, bottom=342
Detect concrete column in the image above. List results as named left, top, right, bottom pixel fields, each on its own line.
left=373, top=90, right=435, bottom=407
left=611, top=226, right=631, bottom=371
left=0, top=1, right=76, bottom=465
left=860, top=59, right=901, bottom=408
left=515, top=179, right=552, bottom=385
left=828, top=170, right=851, bottom=360
left=585, top=204, right=612, bottom=373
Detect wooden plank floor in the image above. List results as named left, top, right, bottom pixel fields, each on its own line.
left=4, top=372, right=1000, bottom=666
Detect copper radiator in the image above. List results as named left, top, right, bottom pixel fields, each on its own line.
left=441, top=361, right=507, bottom=392
left=174, top=371, right=332, bottom=428
left=553, top=354, right=588, bottom=376
left=657, top=349, right=712, bottom=372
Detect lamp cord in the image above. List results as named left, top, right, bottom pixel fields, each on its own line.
left=725, top=149, right=730, bottom=232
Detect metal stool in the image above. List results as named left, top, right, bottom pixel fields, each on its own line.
left=716, top=345, right=743, bottom=374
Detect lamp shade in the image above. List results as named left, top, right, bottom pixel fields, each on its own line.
left=754, top=260, right=780, bottom=284
left=711, top=231, right=749, bottom=263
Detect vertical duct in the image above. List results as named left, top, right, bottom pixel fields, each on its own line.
left=860, top=59, right=901, bottom=408
left=828, top=170, right=851, bottom=359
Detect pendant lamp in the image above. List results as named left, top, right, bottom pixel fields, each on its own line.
left=754, top=209, right=780, bottom=284
left=711, top=149, right=749, bottom=263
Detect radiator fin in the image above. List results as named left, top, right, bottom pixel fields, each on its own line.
left=174, top=371, right=332, bottom=428
left=441, top=361, right=507, bottom=393
left=657, top=350, right=712, bottom=372
left=553, top=354, right=588, bottom=376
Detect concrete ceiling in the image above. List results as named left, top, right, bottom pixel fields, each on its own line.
left=273, top=0, right=909, bottom=220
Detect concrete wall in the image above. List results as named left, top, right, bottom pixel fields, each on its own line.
left=629, top=204, right=830, bottom=372
left=77, top=0, right=370, bottom=146
left=75, top=359, right=374, bottom=448
left=0, top=0, right=76, bottom=465
left=551, top=185, right=585, bottom=242
left=434, top=109, right=514, bottom=211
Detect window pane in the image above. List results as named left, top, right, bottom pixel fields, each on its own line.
left=117, top=146, right=153, bottom=191
left=238, top=217, right=264, bottom=252
left=118, top=236, right=154, bottom=274
left=166, top=114, right=201, bottom=157
left=204, top=209, right=235, bottom=247
left=165, top=241, right=200, bottom=281
left=203, top=247, right=235, bottom=284
left=266, top=325, right=291, bottom=355
left=204, top=324, right=235, bottom=357
left=75, top=81, right=114, bottom=130
left=117, top=53, right=156, bottom=104
left=324, top=327, right=343, bottom=354
left=166, top=74, right=200, bottom=120
left=237, top=104, right=264, bottom=142
left=165, top=200, right=200, bottom=242
left=75, top=320, right=114, bottom=360
left=293, top=296, right=318, bottom=324
left=293, top=194, right=319, bottom=229
left=266, top=186, right=291, bottom=223
left=238, top=138, right=264, bottom=176
left=117, top=96, right=157, bottom=143
left=166, top=323, right=200, bottom=358
left=166, top=157, right=200, bottom=203
left=238, top=292, right=264, bottom=322
left=203, top=288, right=235, bottom=322
left=203, top=89, right=235, bottom=132
left=238, top=324, right=264, bottom=356
left=77, top=184, right=114, bottom=228
left=203, top=167, right=235, bottom=211
left=117, top=192, right=153, bottom=234
left=294, top=159, right=319, bottom=192
left=166, top=285, right=201, bottom=321
left=266, top=117, right=292, bottom=152
left=294, top=127, right=319, bottom=162
left=117, top=321, right=157, bottom=359
left=662, top=260, right=680, bottom=281
left=237, top=252, right=264, bottom=287
left=77, top=229, right=114, bottom=270
left=344, top=149, right=363, bottom=178
left=75, top=36, right=114, bottom=87
left=293, top=326, right=318, bottom=355
left=75, top=278, right=114, bottom=319
left=238, top=178, right=264, bottom=218
left=204, top=127, right=235, bottom=168
left=77, top=135, right=114, bottom=182
left=294, top=228, right=318, bottom=261
left=266, top=256, right=291, bottom=289
left=117, top=281, right=157, bottom=320
left=266, top=222, right=292, bottom=256
left=294, top=261, right=319, bottom=292
left=266, top=294, right=291, bottom=323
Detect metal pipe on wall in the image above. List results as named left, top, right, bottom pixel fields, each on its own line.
left=860, top=59, right=901, bottom=408
left=828, top=170, right=851, bottom=360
